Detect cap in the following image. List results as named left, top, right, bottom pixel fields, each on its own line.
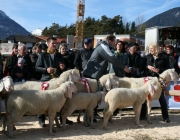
left=18, top=58, right=25, bottom=64
left=84, top=38, right=92, bottom=44
left=128, top=43, right=136, bottom=48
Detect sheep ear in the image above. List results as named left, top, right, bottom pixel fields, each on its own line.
left=67, top=86, right=72, bottom=99
left=68, top=74, right=72, bottom=81
left=0, top=80, right=3, bottom=92
left=105, top=78, right=111, bottom=91
left=148, top=84, right=155, bottom=96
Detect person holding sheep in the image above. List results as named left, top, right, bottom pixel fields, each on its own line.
left=35, top=37, right=73, bottom=127
left=83, top=35, right=130, bottom=121
left=141, top=42, right=170, bottom=123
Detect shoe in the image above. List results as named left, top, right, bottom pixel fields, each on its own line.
left=39, top=122, right=46, bottom=128
left=164, top=119, right=171, bottom=123
left=66, top=119, right=73, bottom=125
left=93, top=118, right=97, bottom=122
left=94, top=113, right=103, bottom=119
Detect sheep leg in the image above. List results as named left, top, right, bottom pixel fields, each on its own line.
left=0, top=98, right=1, bottom=120
left=133, top=104, right=142, bottom=126
left=2, top=114, right=7, bottom=133
left=83, top=110, right=88, bottom=127
left=146, top=100, right=152, bottom=124
left=102, top=110, right=112, bottom=130
left=61, top=107, right=74, bottom=130
left=88, top=108, right=95, bottom=129
left=77, top=110, right=83, bottom=123
left=48, top=114, right=56, bottom=136
left=54, top=113, right=61, bottom=128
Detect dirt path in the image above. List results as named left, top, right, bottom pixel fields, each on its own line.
left=1, top=109, right=180, bottom=140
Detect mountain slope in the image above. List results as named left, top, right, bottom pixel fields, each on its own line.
left=0, top=10, right=31, bottom=40
left=145, top=7, right=180, bottom=28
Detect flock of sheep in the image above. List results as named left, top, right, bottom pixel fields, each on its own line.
left=0, top=68, right=179, bottom=138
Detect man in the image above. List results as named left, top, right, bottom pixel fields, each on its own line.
left=35, top=37, right=72, bottom=127
left=83, top=35, right=129, bottom=121
left=6, top=43, right=32, bottom=77
left=74, top=38, right=94, bottom=77
left=158, top=41, right=166, bottom=56
left=124, top=43, right=142, bottom=78
left=83, top=35, right=129, bottom=80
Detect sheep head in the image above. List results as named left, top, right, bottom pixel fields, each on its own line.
left=148, top=78, right=160, bottom=97
left=0, top=76, right=14, bottom=93
left=63, top=81, right=77, bottom=99
left=99, top=73, right=120, bottom=92
left=70, top=69, right=81, bottom=82
left=169, top=69, right=179, bottom=84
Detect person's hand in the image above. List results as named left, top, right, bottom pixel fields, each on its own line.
left=15, top=73, right=23, bottom=78
left=47, top=67, right=55, bottom=74
left=147, top=65, right=155, bottom=71
left=59, top=62, right=65, bottom=70
left=124, top=66, right=130, bottom=73
left=153, top=68, right=159, bottom=73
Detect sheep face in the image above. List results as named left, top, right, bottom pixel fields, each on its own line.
left=105, top=78, right=119, bottom=91
left=148, top=78, right=160, bottom=96
left=0, top=76, right=14, bottom=92
left=70, top=70, right=81, bottom=82
left=169, top=69, right=179, bottom=84
left=64, top=81, right=77, bottom=99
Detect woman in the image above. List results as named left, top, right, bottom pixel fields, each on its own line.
left=165, top=45, right=179, bottom=74
left=141, top=43, right=170, bottom=123
left=109, top=41, right=128, bottom=77
left=59, top=43, right=75, bottom=71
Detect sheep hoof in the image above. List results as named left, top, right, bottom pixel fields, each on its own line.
left=49, top=133, right=54, bottom=136
left=13, top=126, right=16, bottom=131
left=148, top=121, right=152, bottom=124
left=9, top=135, right=15, bottom=139
left=56, top=124, right=61, bottom=128
left=52, top=129, right=56, bottom=133
left=84, top=124, right=89, bottom=127
left=77, top=119, right=81, bottom=123
left=91, top=126, right=95, bottom=129
left=101, top=127, right=107, bottom=130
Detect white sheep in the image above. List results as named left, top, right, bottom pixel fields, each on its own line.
left=113, top=69, right=179, bottom=123
left=1, top=69, right=81, bottom=132
left=61, top=91, right=105, bottom=130
left=74, top=73, right=120, bottom=123
left=102, top=77, right=160, bottom=129
left=6, top=81, right=77, bottom=138
left=14, top=69, right=81, bottom=90
left=0, top=76, right=14, bottom=119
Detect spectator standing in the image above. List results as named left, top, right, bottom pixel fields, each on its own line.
left=35, top=37, right=72, bottom=127
left=165, top=45, right=179, bottom=74
left=109, top=41, right=128, bottom=77
left=10, top=58, right=31, bottom=82
left=6, top=44, right=32, bottom=77
left=59, top=43, right=75, bottom=70
left=4, top=43, right=18, bottom=76
left=74, top=38, right=94, bottom=77
left=29, top=43, right=42, bottom=80
left=141, top=43, right=170, bottom=123
left=124, top=43, right=142, bottom=78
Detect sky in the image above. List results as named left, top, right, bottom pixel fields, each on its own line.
left=0, top=0, right=180, bottom=32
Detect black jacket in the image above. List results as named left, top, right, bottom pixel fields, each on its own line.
left=146, top=53, right=167, bottom=77
left=35, top=51, right=64, bottom=81
left=166, top=53, right=179, bottom=74
left=62, top=51, right=75, bottom=70
left=74, top=47, right=94, bottom=71
left=124, top=52, right=142, bottom=77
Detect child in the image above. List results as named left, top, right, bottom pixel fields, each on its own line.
left=10, top=58, right=31, bottom=82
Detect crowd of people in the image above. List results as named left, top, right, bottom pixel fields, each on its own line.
left=1, top=35, right=180, bottom=127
